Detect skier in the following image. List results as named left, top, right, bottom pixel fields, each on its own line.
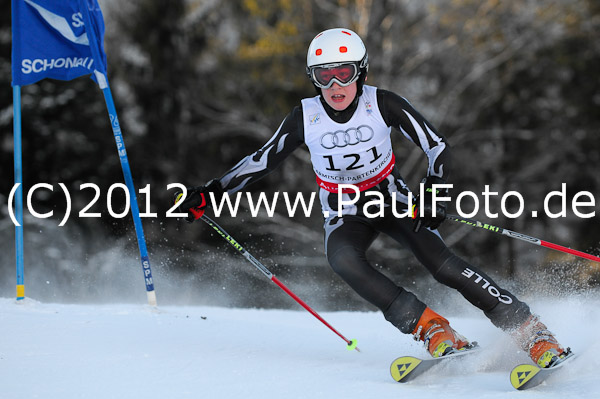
left=176, top=28, right=569, bottom=367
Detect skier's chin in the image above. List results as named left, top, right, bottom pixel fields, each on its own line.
left=326, top=95, right=353, bottom=111
left=322, top=83, right=358, bottom=111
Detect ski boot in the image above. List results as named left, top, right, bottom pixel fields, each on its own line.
left=412, top=307, right=473, bottom=358
left=513, top=314, right=571, bottom=368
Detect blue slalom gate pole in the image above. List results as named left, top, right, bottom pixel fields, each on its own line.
left=76, top=0, right=156, bottom=306
left=13, top=85, right=24, bottom=300
left=11, top=0, right=155, bottom=304
left=100, top=84, right=157, bottom=306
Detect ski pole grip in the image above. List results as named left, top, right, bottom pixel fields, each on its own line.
left=189, top=206, right=205, bottom=219
left=174, top=191, right=206, bottom=220
left=189, top=193, right=206, bottom=220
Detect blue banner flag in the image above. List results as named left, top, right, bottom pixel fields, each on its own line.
left=11, top=0, right=107, bottom=87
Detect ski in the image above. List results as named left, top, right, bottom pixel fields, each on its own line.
left=390, top=345, right=479, bottom=383
left=509, top=350, right=576, bottom=390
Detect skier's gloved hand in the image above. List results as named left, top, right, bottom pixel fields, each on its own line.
left=174, top=179, right=223, bottom=223
left=412, top=176, right=449, bottom=233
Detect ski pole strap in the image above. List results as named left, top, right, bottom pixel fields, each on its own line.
left=446, top=214, right=600, bottom=263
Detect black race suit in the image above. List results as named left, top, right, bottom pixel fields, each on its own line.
left=210, top=85, right=532, bottom=334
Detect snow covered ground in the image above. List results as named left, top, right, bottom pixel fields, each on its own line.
left=1, top=294, right=597, bottom=399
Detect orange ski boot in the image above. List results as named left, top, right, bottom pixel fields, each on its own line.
left=513, top=314, right=570, bottom=368
left=412, top=307, right=472, bottom=358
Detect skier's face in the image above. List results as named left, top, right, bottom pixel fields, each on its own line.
left=321, top=81, right=357, bottom=111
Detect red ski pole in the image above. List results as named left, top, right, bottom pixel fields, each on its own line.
left=191, top=209, right=359, bottom=352
left=447, top=214, right=600, bottom=263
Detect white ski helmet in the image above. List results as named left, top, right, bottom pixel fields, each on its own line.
left=306, top=28, right=369, bottom=93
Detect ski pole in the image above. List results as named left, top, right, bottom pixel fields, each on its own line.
left=446, top=214, right=600, bottom=263
left=196, top=212, right=360, bottom=352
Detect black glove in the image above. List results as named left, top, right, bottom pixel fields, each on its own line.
left=174, top=179, right=223, bottom=223
left=412, top=176, right=449, bottom=233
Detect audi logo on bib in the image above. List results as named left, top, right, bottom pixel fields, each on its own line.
left=320, top=125, right=374, bottom=149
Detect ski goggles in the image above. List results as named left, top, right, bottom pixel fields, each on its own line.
left=310, top=63, right=360, bottom=89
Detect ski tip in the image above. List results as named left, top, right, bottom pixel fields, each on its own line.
left=510, top=364, right=540, bottom=390
left=347, top=338, right=359, bottom=351
left=390, top=356, right=422, bottom=383
left=510, top=350, right=576, bottom=390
